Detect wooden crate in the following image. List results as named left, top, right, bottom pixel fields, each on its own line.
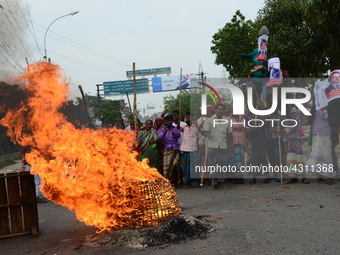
left=0, top=172, right=39, bottom=239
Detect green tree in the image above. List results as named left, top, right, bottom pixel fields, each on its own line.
left=163, top=89, right=232, bottom=114
left=305, top=0, right=340, bottom=71
left=211, top=10, right=259, bottom=78
left=257, top=0, right=326, bottom=78
left=212, top=1, right=340, bottom=80
left=163, top=90, right=189, bottom=114
left=61, top=99, right=91, bottom=128
left=87, top=95, right=102, bottom=116
left=70, top=96, right=102, bottom=119
left=100, top=100, right=121, bottom=124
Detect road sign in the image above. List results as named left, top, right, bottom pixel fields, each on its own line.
left=103, top=79, right=149, bottom=96
left=126, top=67, right=171, bottom=77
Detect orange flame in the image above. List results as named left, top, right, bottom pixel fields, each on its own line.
left=0, top=61, right=180, bottom=231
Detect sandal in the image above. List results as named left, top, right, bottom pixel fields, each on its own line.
left=302, top=178, right=310, bottom=184
left=219, top=184, right=230, bottom=190
left=209, top=184, right=219, bottom=190
left=263, top=178, right=271, bottom=183
left=287, top=178, right=299, bottom=184
left=249, top=178, right=256, bottom=185
left=325, top=178, right=334, bottom=183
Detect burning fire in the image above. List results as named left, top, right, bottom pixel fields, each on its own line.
left=0, top=61, right=180, bottom=232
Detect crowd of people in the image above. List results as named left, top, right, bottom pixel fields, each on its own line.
left=18, top=71, right=340, bottom=203
left=116, top=71, right=340, bottom=190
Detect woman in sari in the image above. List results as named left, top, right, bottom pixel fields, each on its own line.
left=152, top=117, right=164, bottom=174
left=278, top=104, right=310, bottom=184
left=137, top=119, right=161, bottom=173
left=153, top=117, right=164, bottom=134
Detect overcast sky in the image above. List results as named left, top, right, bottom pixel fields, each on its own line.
left=13, top=0, right=265, bottom=115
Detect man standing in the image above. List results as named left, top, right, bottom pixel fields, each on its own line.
left=203, top=104, right=233, bottom=189
left=195, top=105, right=215, bottom=167
left=158, top=115, right=181, bottom=187
left=325, top=70, right=340, bottom=175
left=180, top=112, right=202, bottom=188
left=171, top=109, right=186, bottom=186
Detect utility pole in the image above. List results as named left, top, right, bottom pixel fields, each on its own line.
left=132, top=63, right=138, bottom=131
left=221, top=67, right=227, bottom=84
left=96, top=84, right=103, bottom=120
left=197, top=61, right=207, bottom=83
left=179, top=68, right=183, bottom=114
left=198, top=61, right=208, bottom=115
left=78, top=85, right=92, bottom=127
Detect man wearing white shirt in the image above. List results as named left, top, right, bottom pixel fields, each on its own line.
left=203, top=104, right=233, bottom=189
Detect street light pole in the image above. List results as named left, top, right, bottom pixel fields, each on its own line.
left=43, top=11, right=79, bottom=61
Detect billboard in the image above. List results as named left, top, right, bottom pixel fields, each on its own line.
left=152, top=74, right=197, bottom=92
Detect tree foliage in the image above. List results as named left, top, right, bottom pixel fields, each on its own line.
left=61, top=99, right=91, bottom=128
left=257, top=0, right=326, bottom=77
left=163, top=90, right=195, bottom=115
left=163, top=89, right=232, bottom=115
left=100, top=100, right=121, bottom=125
left=88, top=95, right=101, bottom=115
left=211, top=1, right=340, bottom=79
left=305, top=0, right=340, bottom=71
left=211, top=10, right=259, bottom=78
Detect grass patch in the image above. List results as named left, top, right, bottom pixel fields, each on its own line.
left=0, top=157, right=21, bottom=169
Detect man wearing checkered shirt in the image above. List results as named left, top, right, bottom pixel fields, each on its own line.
left=180, top=112, right=202, bottom=188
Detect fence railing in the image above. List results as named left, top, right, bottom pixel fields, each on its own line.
left=0, top=172, right=39, bottom=239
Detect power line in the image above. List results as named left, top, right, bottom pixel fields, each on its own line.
left=14, top=7, right=132, bottom=69
left=47, top=49, right=127, bottom=77
left=71, top=0, right=198, bottom=63
left=0, top=0, right=36, bottom=71
left=24, top=0, right=43, bottom=59
left=4, top=0, right=36, bottom=62
left=32, top=22, right=131, bottom=68
left=0, top=41, right=24, bottom=73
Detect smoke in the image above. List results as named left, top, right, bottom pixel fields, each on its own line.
left=0, top=79, right=90, bottom=133
left=0, top=81, right=28, bottom=153
left=0, top=0, right=32, bottom=81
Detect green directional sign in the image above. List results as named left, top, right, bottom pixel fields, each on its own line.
left=103, top=79, right=149, bottom=96
left=126, top=67, right=171, bottom=77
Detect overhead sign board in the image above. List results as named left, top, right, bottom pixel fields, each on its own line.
left=152, top=74, right=197, bottom=92
left=126, top=67, right=171, bottom=77
left=103, top=78, right=149, bottom=96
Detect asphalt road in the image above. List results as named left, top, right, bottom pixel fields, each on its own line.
left=1, top=177, right=340, bottom=255
left=1, top=139, right=340, bottom=255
